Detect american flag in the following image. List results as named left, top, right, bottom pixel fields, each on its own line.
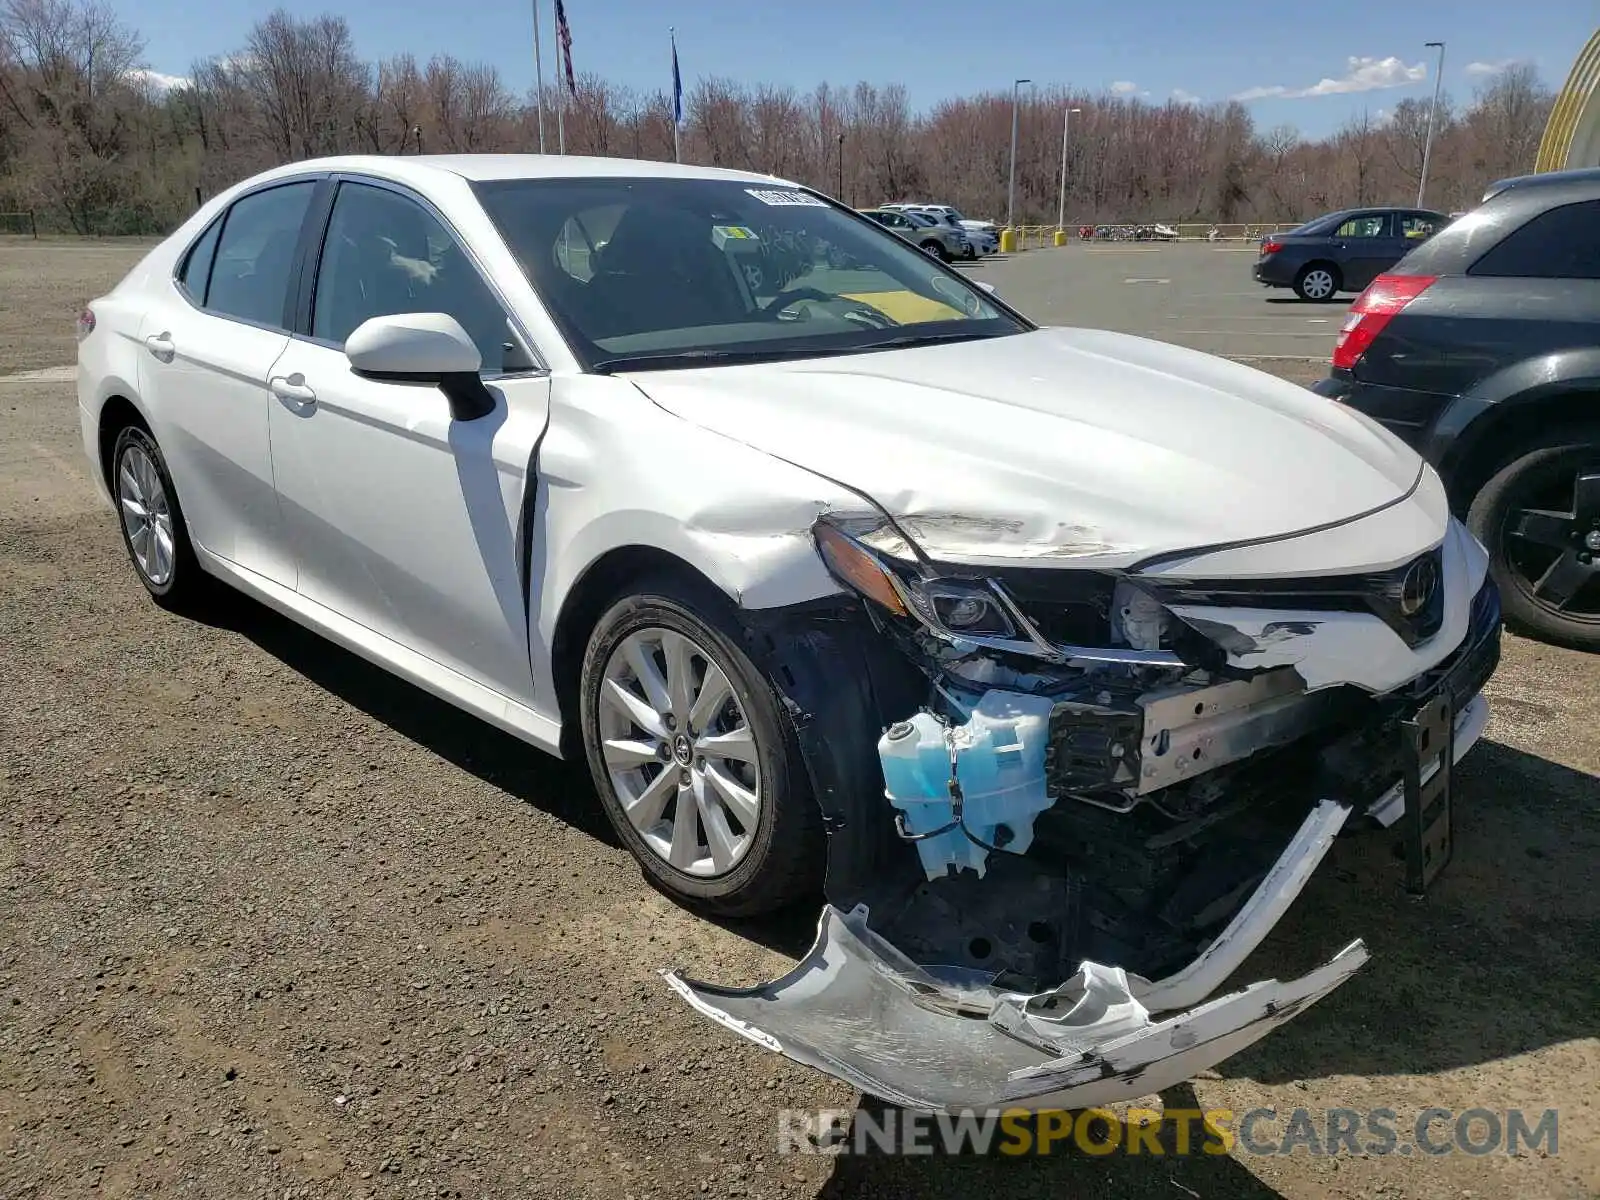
left=555, top=0, right=575, bottom=96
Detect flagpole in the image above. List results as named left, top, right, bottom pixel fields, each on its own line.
left=534, top=0, right=547, bottom=153
left=553, top=0, right=567, bottom=154
left=531, top=0, right=547, bottom=152
left=670, top=27, right=681, bottom=163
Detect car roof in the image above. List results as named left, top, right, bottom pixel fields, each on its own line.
left=1481, top=166, right=1600, bottom=202
left=236, top=153, right=797, bottom=190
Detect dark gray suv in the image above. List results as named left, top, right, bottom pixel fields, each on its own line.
left=1314, top=169, right=1600, bottom=651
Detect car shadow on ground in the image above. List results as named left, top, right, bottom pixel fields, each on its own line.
left=204, top=594, right=1597, bottom=1082
left=199, top=590, right=831, bottom=956
left=202, top=593, right=620, bottom=848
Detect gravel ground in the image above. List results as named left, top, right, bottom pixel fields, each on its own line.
left=1, top=242, right=1597, bottom=1199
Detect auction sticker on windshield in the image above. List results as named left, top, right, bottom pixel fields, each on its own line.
left=746, top=188, right=828, bottom=206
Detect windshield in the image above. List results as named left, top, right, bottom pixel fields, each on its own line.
left=473, top=177, right=1026, bottom=372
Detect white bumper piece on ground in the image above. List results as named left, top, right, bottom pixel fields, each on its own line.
left=664, top=800, right=1367, bottom=1113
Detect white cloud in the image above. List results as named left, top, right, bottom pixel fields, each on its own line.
left=1170, top=88, right=1202, bottom=105
left=1232, top=55, right=1427, bottom=102
left=128, top=68, right=189, bottom=92
left=1109, top=80, right=1139, bottom=95
left=1465, top=57, right=1528, bottom=78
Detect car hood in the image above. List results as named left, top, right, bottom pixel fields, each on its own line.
left=624, top=326, right=1424, bottom=569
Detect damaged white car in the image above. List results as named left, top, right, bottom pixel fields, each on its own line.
left=78, top=155, right=1502, bottom=1114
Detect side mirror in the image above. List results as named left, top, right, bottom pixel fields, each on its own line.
left=975, top=281, right=997, bottom=295
left=345, top=312, right=494, bottom=421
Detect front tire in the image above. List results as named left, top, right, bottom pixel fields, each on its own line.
left=110, top=424, right=209, bottom=611
left=920, top=239, right=951, bottom=263
left=579, top=579, right=823, bottom=915
left=1294, top=262, right=1341, bottom=301
left=1467, top=426, right=1600, bottom=652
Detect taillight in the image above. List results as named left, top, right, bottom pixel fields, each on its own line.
left=75, top=306, right=96, bottom=342
left=1261, top=240, right=1283, bottom=254
left=1331, top=274, right=1436, bottom=370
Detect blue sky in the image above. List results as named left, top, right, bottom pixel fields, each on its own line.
left=133, top=0, right=1596, bottom=139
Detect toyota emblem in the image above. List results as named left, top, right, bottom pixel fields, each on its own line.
left=1399, top=556, right=1439, bottom=618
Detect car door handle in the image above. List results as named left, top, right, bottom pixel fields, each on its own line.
left=269, top=375, right=317, bottom=410
left=144, top=333, right=175, bottom=363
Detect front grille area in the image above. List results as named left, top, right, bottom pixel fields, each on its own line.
left=1145, top=546, right=1448, bottom=648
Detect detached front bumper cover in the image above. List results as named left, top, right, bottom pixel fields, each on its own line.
left=663, top=800, right=1368, bottom=1114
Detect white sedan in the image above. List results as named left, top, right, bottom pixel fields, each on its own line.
left=78, top=154, right=1500, bottom=1113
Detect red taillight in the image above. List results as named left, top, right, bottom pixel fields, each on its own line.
left=1261, top=240, right=1283, bottom=254
left=75, top=306, right=96, bottom=342
left=1331, top=274, right=1436, bottom=370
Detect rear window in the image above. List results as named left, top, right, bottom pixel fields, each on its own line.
left=1469, top=200, right=1600, bottom=280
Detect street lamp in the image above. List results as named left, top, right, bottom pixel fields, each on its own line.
left=1417, top=41, right=1445, bottom=208
left=1057, top=105, right=1081, bottom=231
left=1007, top=78, right=1031, bottom=232
left=836, top=131, right=845, bottom=201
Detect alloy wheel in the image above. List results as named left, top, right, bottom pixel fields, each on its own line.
left=596, top=627, right=762, bottom=877
left=1503, top=467, right=1600, bottom=624
left=117, top=442, right=175, bottom=587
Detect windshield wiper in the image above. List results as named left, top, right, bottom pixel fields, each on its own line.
left=591, top=346, right=849, bottom=374
left=850, top=330, right=1006, bottom=351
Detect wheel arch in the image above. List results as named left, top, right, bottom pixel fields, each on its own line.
left=1436, top=375, right=1600, bottom=513
left=549, top=544, right=735, bottom=754
left=95, top=392, right=153, bottom=493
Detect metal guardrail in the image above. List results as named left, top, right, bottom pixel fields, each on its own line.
left=996, top=221, right=1302, bottom=250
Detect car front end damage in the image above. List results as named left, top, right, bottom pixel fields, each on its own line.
left=662, top=506, right=1501, bottom=1113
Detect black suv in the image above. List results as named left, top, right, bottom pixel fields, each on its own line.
left=1314, top=169, right=1600, bottom=651
left=1254, top=207, right=1449, bottom=300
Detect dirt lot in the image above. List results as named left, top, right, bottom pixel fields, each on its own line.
left=1, top=240, right=1597, bottom=1199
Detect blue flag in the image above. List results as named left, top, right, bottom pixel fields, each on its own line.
left=671, top=37, right=683, bottom=126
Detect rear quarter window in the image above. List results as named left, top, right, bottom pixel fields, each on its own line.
left=1468, top=200, right=1600, bottom=280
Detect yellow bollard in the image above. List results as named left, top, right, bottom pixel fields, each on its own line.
left=1054, top=229, right=1066, bottom=247
left=999, top=227, right=1017, bottom=254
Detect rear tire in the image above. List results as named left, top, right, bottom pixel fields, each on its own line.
left=1466, top=425, right=1600, bottom=652
left=578, top=577, right=823, bottom=916
left=1293, top=262, right=1341, bottom=302
left=109, top=424, right=211, bottom=613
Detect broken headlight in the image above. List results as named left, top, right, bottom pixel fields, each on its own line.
left=814, top=518, right=1190, bottom=667
left=905, top=579, right=1017, bottom=639
left=814, top=519, right=1014, bottom=640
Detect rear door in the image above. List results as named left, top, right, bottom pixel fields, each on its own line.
left=134, top=179, right=320, bottom=587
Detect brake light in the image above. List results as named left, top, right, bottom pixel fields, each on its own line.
left=75, top=306, right=95, bottom=342
left=1331, top=274, right=1436, bottom=370
left=1261, top=240, right=1283, bottom=254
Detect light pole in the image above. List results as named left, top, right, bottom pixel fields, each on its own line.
left=1007, top=78, right=1031, bottom=232
left=837, top=132, right=845, bottom=201
left=1057, top=105, right=1081, bottom=230
left=1417, top=41, right=1445, bottom=208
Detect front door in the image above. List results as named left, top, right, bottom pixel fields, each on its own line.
left=1334, top=212, right=1397, bottom=291
left=135, top=180, right=318, bottom=587
left=265, top=179, right=550, bottom=705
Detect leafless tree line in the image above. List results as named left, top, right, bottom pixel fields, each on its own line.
left=0, top=0, right=1559, bottom=234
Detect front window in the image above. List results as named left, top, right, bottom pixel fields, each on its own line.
left=1334, top=214, right=1390, bottom=239
left=474, top=177, right=1026, bottom=372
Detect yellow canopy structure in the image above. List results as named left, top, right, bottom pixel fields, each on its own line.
left=1536, top=27, right=1600, bottom=171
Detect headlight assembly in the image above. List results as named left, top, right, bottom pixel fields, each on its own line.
left=812, top=517, right=1187, bottom=668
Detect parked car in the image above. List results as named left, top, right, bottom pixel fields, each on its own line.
left=1254, top=207, right=1450, bottom=300
left=858, top=206, right=968, bottom=260
left=905, top=206, right=997, bottom=257
left=1314, top=169, right=1600, bottom=651
left=79, top=154, right=1498, bottom=1114
left=882, top=201, right=999, bottom=248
